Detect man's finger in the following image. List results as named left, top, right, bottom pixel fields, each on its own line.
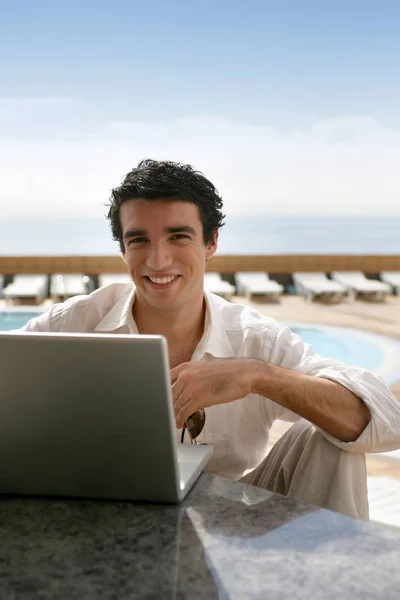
left=172, top=381, right=184, bottom=408
left=170, top=362, right=187, bottom=383
left=175, top=397, right=193, bottom=428
left=174, top=393, right=189, bottom=418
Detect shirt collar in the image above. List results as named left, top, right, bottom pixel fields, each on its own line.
left=94, top=286, right=138, bottom=333
left=193, top=291, right=235, bottom=360
left=94, top=287, right=235, bottom=359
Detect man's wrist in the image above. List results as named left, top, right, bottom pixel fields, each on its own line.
left=248, top=359, right=275, bottom=396
left=249, top=359, right=299, bottom=399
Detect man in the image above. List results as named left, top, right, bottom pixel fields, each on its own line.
left=20, top=159, right=400, bottom=520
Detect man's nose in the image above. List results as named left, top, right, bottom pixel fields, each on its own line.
left=147, top=243, right=173, bottom=271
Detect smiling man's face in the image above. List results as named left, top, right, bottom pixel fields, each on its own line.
left=120, top=198, right=217, bottom=313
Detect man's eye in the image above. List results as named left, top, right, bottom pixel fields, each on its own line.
left=171, top=234, right=189, bottom=240
left=128, top=237, right=145, bottom=245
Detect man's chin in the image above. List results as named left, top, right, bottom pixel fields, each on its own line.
left=137, top=290, right=182, bottom=311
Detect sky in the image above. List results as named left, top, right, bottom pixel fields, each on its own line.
left=1, top=0, right=400, bottom=217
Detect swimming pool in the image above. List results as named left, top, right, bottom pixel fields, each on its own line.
left=286, top=321, right=400, bottom=386
left=1, top=310, right=400, bottom=385
left=290, top=325, right=384, bottom=371
left=0, top=309, right=44, bottom=331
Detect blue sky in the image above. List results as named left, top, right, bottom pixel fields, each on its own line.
left=1, top=0, right=400, bottom=216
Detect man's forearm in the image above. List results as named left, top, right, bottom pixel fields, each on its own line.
left=249, top=361, right=371, bottom=442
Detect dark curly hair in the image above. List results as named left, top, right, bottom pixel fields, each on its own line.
left=106, top=159, right=225, bottom=252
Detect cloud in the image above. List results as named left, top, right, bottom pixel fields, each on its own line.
left=1, top=102, right=399, bottom=217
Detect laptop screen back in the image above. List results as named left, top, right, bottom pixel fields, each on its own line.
left=0, top=332, right=181, bottom=501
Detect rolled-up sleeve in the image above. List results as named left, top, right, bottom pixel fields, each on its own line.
left=269, top=324, right=400, bottom=453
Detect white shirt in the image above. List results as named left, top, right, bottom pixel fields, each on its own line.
left=20, top=283, right=400, bottom=480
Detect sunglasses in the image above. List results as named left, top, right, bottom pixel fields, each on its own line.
left=180, top=408, right=206, bottom=444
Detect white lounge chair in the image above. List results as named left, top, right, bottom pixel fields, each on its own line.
left=204, top=272, right=235, bottom=300
left=380, top=271, right=400, bottom=295
left=50, top=274, right=89, bottom=300
left=292, top=272, right=347, bottom=303
left=234, top=272, right=283, bottom=302
left=331, top=271, right=391, bottom=301
left=98, top=273, right=133, bottom=288
left=3, top=275, right=49, bottom=305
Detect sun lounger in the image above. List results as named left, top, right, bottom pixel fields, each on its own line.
left=3, top=275, right=49, bottom=305
left=292, top=272, right=347, bottom=302
left=331, top=271, right=391, bottom=301
left=380, top=271, right=400, bottom=295
left=234, top=272, right=284, bottom=301
left=204, top=272, right=235, bottom=300
left=98, top=273, right=133, bottom=288
left=50, top=274, right=89, bottom=300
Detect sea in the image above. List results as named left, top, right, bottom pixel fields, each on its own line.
left=0, top=216, right=399, bottom=256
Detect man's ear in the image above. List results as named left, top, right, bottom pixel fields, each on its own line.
left=205, top=229, right=218, bottom=261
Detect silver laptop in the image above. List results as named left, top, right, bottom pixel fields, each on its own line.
left=0, top=331, right=212, bottom=502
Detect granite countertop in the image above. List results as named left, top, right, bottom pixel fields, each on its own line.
left=1, top=473, right=399, bottom=599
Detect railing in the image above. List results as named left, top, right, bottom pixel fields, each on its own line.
left=0, top=255, right=400, bottom=275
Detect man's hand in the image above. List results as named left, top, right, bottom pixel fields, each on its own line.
left=170, top=359, right=259, bottom=427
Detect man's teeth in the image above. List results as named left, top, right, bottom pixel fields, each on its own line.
left=148, top=276, right=176, bottom=284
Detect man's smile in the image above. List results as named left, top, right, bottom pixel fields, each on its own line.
left=144, top=274, right=181, bottom=289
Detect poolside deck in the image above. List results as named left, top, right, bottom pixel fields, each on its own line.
left=237, top=293, right=400, bottom=341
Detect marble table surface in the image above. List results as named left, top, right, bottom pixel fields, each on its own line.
left=1, top=473, right=399, bottom=599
